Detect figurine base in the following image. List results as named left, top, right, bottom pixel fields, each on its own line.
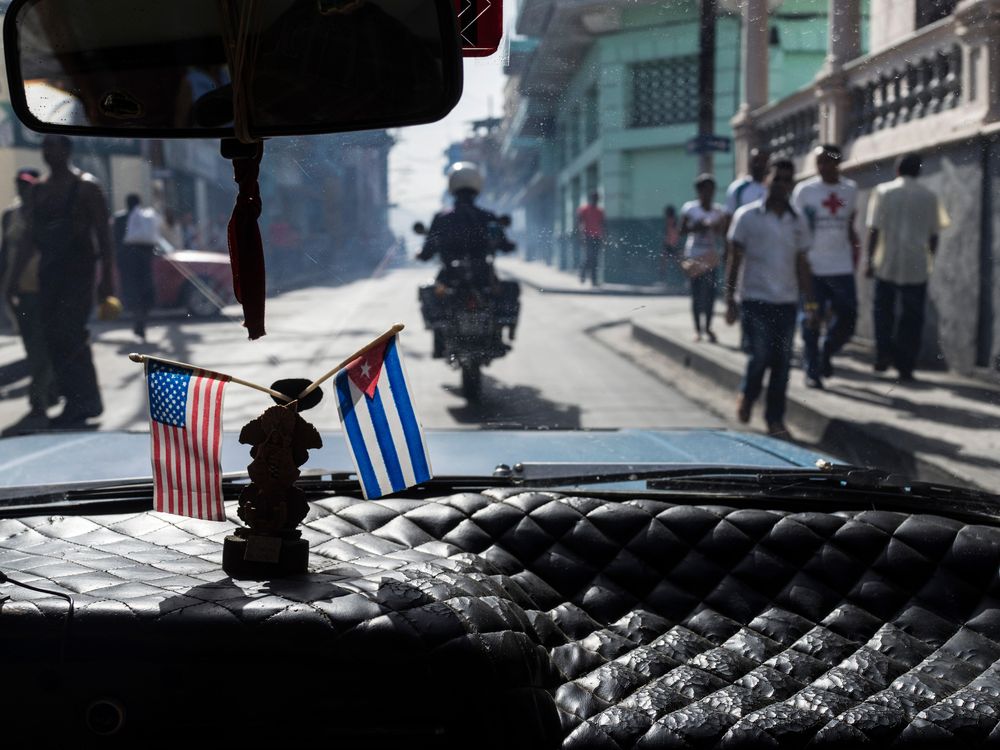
left=222, top=528, right=308, bottom=579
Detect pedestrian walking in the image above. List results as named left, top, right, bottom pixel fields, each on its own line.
left=725, top=148, right=770, bottom=216
left=659, top=205, right=680, bottom=283
left=161, top=207, right=184, bottom=249
left=725, top=148, right=769, bottom=282
left=792, top=144, right=859, bottom=388
left=576, top=191, right=605, bottom=286
left=725, top=159, right=817, bottom=437
left=180, top=211, right=198, bottom=247
left=679, top=175, right=726, bottom=343
left=114, top=194, right=159, bottom=341
left=0, top=168, right=58, bottom=420
left=30, top=135, right=115, bottom=426
left=865, top=152, right=945, bottom=383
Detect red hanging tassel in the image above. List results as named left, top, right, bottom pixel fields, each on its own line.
left=228, top=142, right=267, bottom=339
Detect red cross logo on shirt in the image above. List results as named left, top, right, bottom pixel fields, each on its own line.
left=822, top=192, right=846, bottom=216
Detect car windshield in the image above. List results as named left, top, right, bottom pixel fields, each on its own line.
left=0, top=0, right=995, bottom=496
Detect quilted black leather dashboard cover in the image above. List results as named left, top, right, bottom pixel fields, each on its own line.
left=3, top=491, right=1000, bottom=748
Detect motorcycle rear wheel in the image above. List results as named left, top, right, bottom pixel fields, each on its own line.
left=461, top=364, right=482, bottom=402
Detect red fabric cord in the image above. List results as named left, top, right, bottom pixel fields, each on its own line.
left=228, top=143, right=267, bottom=339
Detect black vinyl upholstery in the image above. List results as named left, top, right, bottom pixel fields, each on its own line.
left=2, top=491, right=1000, bottom=748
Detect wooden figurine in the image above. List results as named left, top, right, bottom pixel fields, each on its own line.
left=222, top=380, right=323, bottom=578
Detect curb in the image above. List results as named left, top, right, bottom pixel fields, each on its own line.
left=499, top=262, right=670, bottom=297
left=631, top=320, right=981, bottom=491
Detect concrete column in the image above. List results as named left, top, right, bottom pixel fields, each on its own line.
left=825, top=0, right=862, bottom=73
left=741, top=0, right=769, bottom=114
left=816, top=78, right=852, bottom=147
left=815, top=0, right=861, bottom=148
left=731, top=0, right=769, bottom=175
left=956, top=0, right=1000, bottom=124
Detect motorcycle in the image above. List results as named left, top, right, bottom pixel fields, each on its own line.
left=413, top=216, right=520, bottom=402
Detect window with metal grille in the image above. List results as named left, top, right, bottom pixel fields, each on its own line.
left=629, top=56, right=699, bottom=128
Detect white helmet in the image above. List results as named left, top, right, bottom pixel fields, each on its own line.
left=447, top=161, right=483, bottom=194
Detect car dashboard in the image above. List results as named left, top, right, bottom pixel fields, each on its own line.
left=2, top=488, right=1000, bottom=749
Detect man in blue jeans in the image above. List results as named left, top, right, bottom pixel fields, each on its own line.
left=725, top=159, right=817, bottom=437
left=792, top=144, right=859, bottom=388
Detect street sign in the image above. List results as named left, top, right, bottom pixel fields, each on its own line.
left=685, top=134, right=732, bottom=155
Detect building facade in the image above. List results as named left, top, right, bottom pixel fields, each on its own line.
left=737, top=0, right=1000, bottom=376
left=501, top=0, right=849, bottom=285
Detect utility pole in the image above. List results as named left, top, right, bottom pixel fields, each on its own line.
left=698, top=0, right=717, bottom=175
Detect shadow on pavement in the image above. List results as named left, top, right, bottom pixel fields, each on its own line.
left=444, top=375, right=581, bottom=429
left=1, top=411, right=49, bottom=437
left=827, top=383, right=1000, bottom=430
left=819, top=417, right=1000, bottom=486
left=0, top=358, right=29, bottom=387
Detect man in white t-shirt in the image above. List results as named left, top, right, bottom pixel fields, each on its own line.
left=792, top=143, right=860, bottom=388
left=679, top=174, right=726, bottom=342
left=725, top=159, right=817, bottom=438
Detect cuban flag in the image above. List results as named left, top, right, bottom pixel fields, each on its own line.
left=334, top=335, right=432, bottom=499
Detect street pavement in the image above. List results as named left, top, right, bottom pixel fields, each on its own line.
left=5, top=255, right=996, bottom=491
left=0, top=261, right=721, bottom=436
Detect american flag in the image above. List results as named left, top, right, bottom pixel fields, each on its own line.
left=146, top=361, right=230, bottom=520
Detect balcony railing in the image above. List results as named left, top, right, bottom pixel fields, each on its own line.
left=753, top=87, right=820, bottom=161
left=744, top=13, right=979, bottom=171
left=844, top=17, right=963, bottom=139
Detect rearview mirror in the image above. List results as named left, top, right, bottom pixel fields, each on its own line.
left=3, top=0, right=464, bottom=138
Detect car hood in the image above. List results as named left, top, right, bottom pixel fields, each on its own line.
left=0, top=429, right=830, bottom=489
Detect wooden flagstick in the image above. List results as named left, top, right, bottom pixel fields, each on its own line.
left=296, top=323, right=404, bottom=400
left=128, top=352, right=292, bottom=402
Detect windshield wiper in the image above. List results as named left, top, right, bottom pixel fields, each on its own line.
left=0, top=470, right=512, bottom=514
left=2, top=463, right=993, bottom=522
left=493, top=461, right=998, bottom=508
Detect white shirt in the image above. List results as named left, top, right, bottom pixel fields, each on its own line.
left=866, top=176, right=947, bottom=285
left=727, top=199, right=811, bottom=304
left=680, top=200, right=725, bottom=259
left=792, top=176, right=858, bottom=276
left=725, top=177, right=767, bottom=216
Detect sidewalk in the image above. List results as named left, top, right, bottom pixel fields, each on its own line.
left=501, top=256, right=1000, bottom=490
left=497, top=256, right=669, bottom=296
left=632, top=299, right=1000, bottom=491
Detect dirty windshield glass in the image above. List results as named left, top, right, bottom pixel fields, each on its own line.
left=0, top=0, right=994, bottom=494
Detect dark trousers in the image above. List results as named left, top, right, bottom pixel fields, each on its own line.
left=741, top=300, right=797, bottom=425
left=801, top=273, right=857, bottom=379
left=40, top=276, right=102, bottom=415
left=12, top=292, right=56, bottom=413
left=118, top=244, right=155, bottom=326
left=874, top=279, right=926, bottom=377
left=689, top=271, right=717, bottom=333
left=579, top=236, right=601, bottom=285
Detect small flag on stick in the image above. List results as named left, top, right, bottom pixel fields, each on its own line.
left=334, top=334, right=432, bottom=499
left=145, top=361, right=230, bottom=520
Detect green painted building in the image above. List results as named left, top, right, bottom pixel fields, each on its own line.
left=499, top=0, right=867, bottom=286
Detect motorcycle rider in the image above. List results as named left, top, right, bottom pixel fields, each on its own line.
left=418, top=162, right=514, bottom=275
left=418, top=162, right=516, bottom=355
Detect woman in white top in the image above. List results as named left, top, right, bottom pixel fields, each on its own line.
left=679, top=174, right=727, bottom=342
